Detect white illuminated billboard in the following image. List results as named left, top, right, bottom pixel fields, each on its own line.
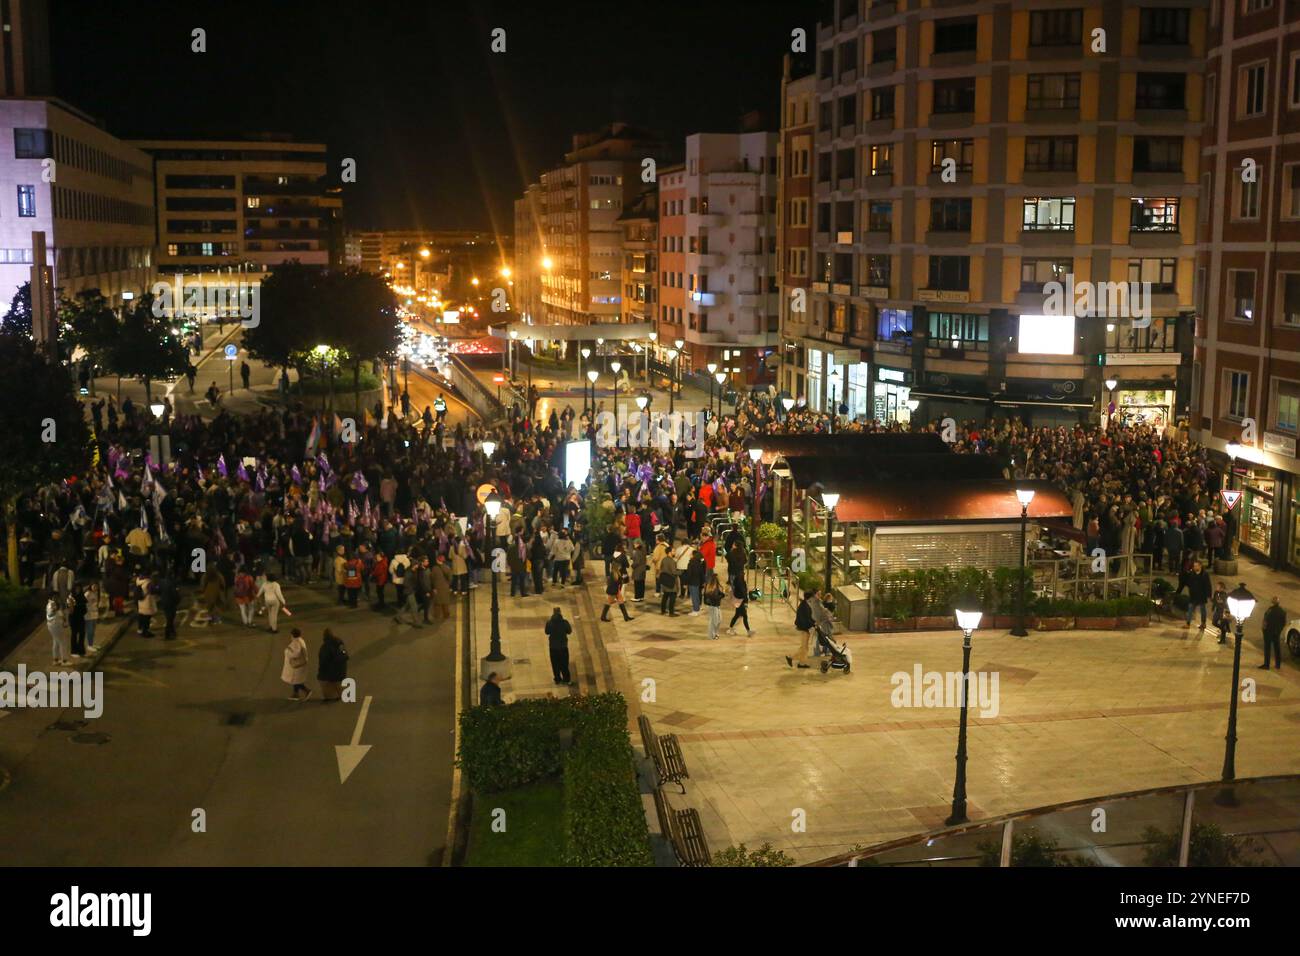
left=565, top=439, right=592, bottom=488
left=1017, top=314, right=1075, bottom=355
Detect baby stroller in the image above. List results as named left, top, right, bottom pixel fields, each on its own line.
left=816, top=629, right=852, bottom=674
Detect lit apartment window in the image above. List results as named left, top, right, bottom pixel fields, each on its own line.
left=1136, top=73, right=1186, bottom=110
left=167, top=244, right=178, bottom=256
left=201, top=242, right=215, bottom=256
left=933, top=77, right=976, bottom=114
left=1229, top=270, right=1256, bottom=321
left=867, top=255, right=891, bottom=287
left=1026, top=73, right=1080, bottom=110
left=1240, top=63, right=1267, bottom=117
left=1024, top=137, right=1077, bottom=172
left=1280, top=273, right=1300, bottom=326
left=1139, top=8, right=1190, bottom=44
left=1129, top=257, right=1177, bottom=293
left=929, top=312, right=989, bottom=350
left=1275, top=381, right=1300, bottom=433
left=868, top=201, right=892, bottom=232
left=1130, top=197, right=1180, bottom=231
left=1023, top=197, right=1075, bottom=230
left=931, top=139, right=974, bottom=172
left=1235, top=176, right=1261, bottom=220
left=928, top=256, right=970, bottom=291
left=930, top=197, right=972, bottom=232
left=1133, top=137, right=1183, bottom=173
left=1029, top=8, right=1082, bottom=46
left=1021, top=257, right=1072, bottom=291
left=877, top=308, right=912, bottom=342
left=247, top=197, right=260, bottom=208
left=16, top=185, right=36, bottom=217
left=1225, top=370, right=1250, bottom=421
left=1107, top=316, right=1175, bottom=352
left=869, top=144, right=893, bottom=176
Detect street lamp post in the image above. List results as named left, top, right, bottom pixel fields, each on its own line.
left=748, top=446, right=763, bottom=567
left=484, top=492, right=505, bottom=663
left=1104, top=377, right=1118, bottom=429
left=635, top=393, right=649, bottom=442
left=821, top=491, right=840, bottom=594
left=587, top=369, right=599, bottom=420
left=715, top=371, right=727, bottom=419
left=666, top=348, right=678, bottom=415
left=674, top=338, right=685, bottom=399
left=509, top=328, right=519, bottom=379
left=828, top=368, right=841, bottom=434
left=1217, top=582, right=1256, bottom=806
left=707, top=362, right=718, bottom=417
left=610, top=361, right=622, bottom=431
left=1011, top=488, right=1036, bottom=637
left=579, top=346, right=590, bottom=391
left=945, top=608, right=983, bottom=826
left=781, top=394, right=795, bottom=422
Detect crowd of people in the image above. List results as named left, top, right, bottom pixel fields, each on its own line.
left=10, top=369, right=1289, bottom=689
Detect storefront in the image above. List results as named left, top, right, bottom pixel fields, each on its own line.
left=1112, top=386, right=1175, bottom=430
left=1236, top=466, right=1278, bottom=558
left=873, top=366, right=915, bottom=424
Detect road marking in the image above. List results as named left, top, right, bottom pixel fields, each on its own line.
left=335, top=695, right=373, bottom=783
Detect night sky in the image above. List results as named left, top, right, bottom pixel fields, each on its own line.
left=50, top=0, right=814, bottom=234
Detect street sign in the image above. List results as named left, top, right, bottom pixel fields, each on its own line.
left=1220, top=489, right=1242, bottom=512
left=224, top=344, right=238, bottom=360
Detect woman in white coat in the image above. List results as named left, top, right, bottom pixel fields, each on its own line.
left=281, top=627, right=311, bottom=701
left=257, top=573, right=288, bottom=633
left=47, top=596, right=70, bottom=665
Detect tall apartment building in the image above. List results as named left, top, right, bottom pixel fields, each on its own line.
left=1192, top=0, right=1300, bottom=569
left=618, top=187, right=658, bottom=326
left=512, top=184, right=544, bottom=323
left=778, top=58, right=818, bottom=399
left=656, top=131, right=780, bottom=383
left=795, top=0, right=1204, bottom=427
left=131, top=138, right=342, bottom=284
left=0, top=98, right=156, bottom=310
left=526, top=123, right=667, bottom=327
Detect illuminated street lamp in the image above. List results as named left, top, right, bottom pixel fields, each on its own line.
left=666, top=348, right=678, bottom=414
left=1011, top=488, right=1036, bottom=637
left=482, top=440, right=496, bottom=459
left=610, top=361, right=622, bottom=427
left=945, top=607, right=984, bottom=826
left=587, top=368, right=599, bottom=417
left=1217, top=583, right=1257, bottom=806
left=715, top=370, right=727, bottom=418
left=483, top=492, right=505, bottom=663
left=821, top=490, right=840, bottom=594
left=579, top=345, right=590, bottom=384
left=748, top=446, right=763, bottom=564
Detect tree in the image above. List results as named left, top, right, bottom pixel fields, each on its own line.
left=58, top=289, right=119, bottom=386
left=243, top=261, right=321, bottom=378
left=321, top=269, right=400, bottom=413
left=2, top=281, right=33, bottom=336
left=0, top=331, right=90, bottom=583
left=103, top=294, right=189, bottom=405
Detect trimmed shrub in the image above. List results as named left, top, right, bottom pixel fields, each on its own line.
left=712, top=843, right=796, bottom=867
left=1141, top=822, right=1270, bottom=867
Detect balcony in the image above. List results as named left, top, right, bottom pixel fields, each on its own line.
left=697, top=252, right=725, bottom=267
left=736, top=212, right=764, bottom=228
left=739, top=251, right=767, bottom=266
left=737, top=291, right=778, bottom=309
left=697, top=212, right=725, bottom=227
left=690, top=290, right=723, bottom=307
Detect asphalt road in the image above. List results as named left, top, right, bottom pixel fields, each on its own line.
left=0, top=581, right=458, bottom=866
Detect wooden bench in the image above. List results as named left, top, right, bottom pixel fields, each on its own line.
left=638, top=714, right=689, bottom=793
left=652, top=785, right=711, bottom=867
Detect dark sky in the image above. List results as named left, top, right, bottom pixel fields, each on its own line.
left=50, top=0, right=814, bottom=235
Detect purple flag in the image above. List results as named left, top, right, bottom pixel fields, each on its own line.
left=290, top=464, right=302, bottom=485
left=236, top=461, right=249, bottom=483
left=216, top=454, right=228, bottom=478
left=317, top=452, right=331, bottom=474
left=350, top=471, right=369, bottom=494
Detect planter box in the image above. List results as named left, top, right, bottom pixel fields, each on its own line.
left=1075, top=616, right=1119, bottom=630
left=994, top=615, right=1038, bottom=629
left=1036, top=616, right=1073, bottom=631
left=915, top=615, right=955, bottom=630
left=1116, top=615, right=1150, bottom=629
left=872, top=617, right=916, bottom=632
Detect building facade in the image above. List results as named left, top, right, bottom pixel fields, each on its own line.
left=512, top=184, right=544, bottom=323
left=793, top=0, right=1205, bottom=427
left=0, top=98, right=155, bottom=309
left=1192, top=0, right=1300, bottom=569
left=131, top=138, right=341, bottom=284
left=779, top=58, right=818, bottom=400
left=618, top=187, right=658, bottom=327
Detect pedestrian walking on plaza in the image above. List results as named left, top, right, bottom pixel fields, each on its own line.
left=240, top=360, right=251, bottom=390
left=281, top=628, right=312, bottom=701
left=600, top=565, right=633, bottom=622
left=658, top=547, right=679, bottom=616
left=546, top=607, right=573, bottom=685
left=727, top=573, right=752, bottom=637
left=550, top=529, right=574, bottom=587
left=1261, top=596, right=1286, bottom=670
left=480, top=672, right=503, bottom=706
left=432, top=555, right=453, bottom=621
left=258, top=573, right=287, bottom=633
left=47, top=595, right=70, bottom=665
left=788, top=589, right=815, bottom=667
left=390, top=550, right=410, bottom=607
left=1210, top=581, right=1229, bottom=644
left=234, top=567, right=257, bottom=627
left=629, top=539, right=647, bottom=601
left=703, top=572, right=724, bottom=640
left=68, top=588, right=87, bottom=658
left=685, top=546, right=705, bottom=614
left=83, top=582, right=102, bottom=653
left=415, top=557, right=434, bottom=623
left=1183, top=560, right=1212, bottom=631
left=317, top=628, right=348, bottom=701
left=135, top=573, right=157, bottom=637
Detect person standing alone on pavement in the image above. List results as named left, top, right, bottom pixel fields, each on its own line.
left=282, top=628, right=312, bottom=701
left=658, top=547, right=679, bottom=616
left=1261, top=596, right=1286, bottom=670
left=546, top=607, right=573, bottom=685
left=789, top=589, right=815, bottom=668
left=1183, top=560, right=1212, bottom=631
left=317, top=628, right=349, bottom=700
left=258, top=573, right=287, bottom=633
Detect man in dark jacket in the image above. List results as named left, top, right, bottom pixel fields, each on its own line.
left=159, top=573, right=181, bottom=640
left=788, top=590, right=815, bottom=669
left=317, top=629, right=349, bottom=700
left=480, top=672, right=503, bottom=706
left=1261, top=596, right=1286, bottom=670
left=545, top=607, right=573, bottom=685
left=1184, top=560, right=1212, bottom=630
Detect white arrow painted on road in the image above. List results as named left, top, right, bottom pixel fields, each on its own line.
left=335, top=695, right=373, bottom=783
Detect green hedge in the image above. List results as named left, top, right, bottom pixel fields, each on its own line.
left=874, top=566, right=1030, bottom=619
left=0, top=577, right=40, bottom=635
left=457, top=692, right=653, bottom=867
left=1032, top=596, right=1153, bottom=617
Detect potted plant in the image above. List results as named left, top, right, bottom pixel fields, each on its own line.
left=1075, top=598, right=1120, bottom=630
left=1115, top=596, right=1153, bottom=628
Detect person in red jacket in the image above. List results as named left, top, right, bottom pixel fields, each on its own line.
left=343, top=553, right=364, bottom=608
left=372, top=552, right=389, bottom=609
left=700, top=529, right=717, bottom=572
left=624, top=509, right=641, bottom=542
